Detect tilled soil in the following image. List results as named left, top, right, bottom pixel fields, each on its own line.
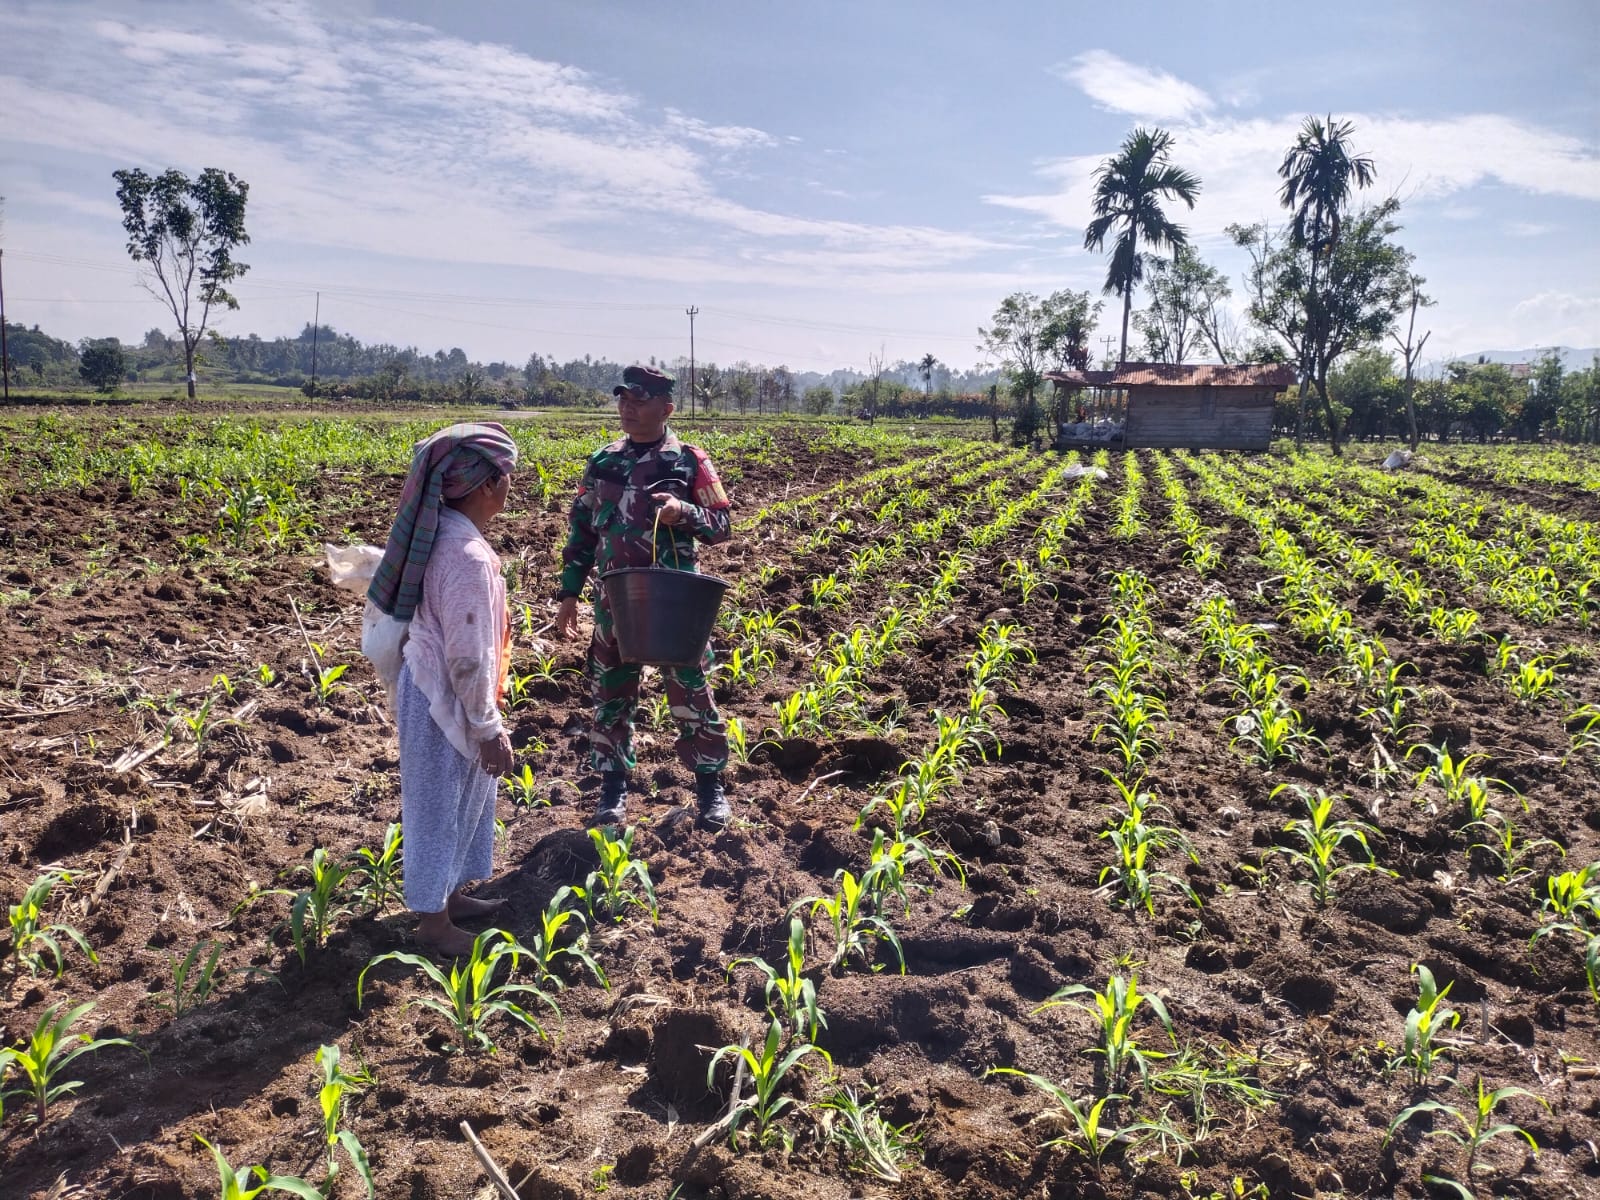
left=0, top=421, right=1596, bottom=1200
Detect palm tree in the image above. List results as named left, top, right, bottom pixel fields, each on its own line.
left=1278, top=114, right=1376, bottom=446
left=1083, top=128, right=1202, bottom=364
left=919, top=353, right=937, bottom=404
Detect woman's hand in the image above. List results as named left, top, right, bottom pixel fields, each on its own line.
left=555, top=596, right=580, bottom=640
left=478, top=730, right=513, bottom=777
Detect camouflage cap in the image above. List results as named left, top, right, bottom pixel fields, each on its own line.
left=613, top=363, right=676, bottom=398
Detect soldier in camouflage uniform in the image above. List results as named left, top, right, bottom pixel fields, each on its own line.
left=555, top=364, right=735, bottom=828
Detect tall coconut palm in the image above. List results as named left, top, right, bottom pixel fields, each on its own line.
left=1083, top=127, right=1202, bottom=364
left=1278, top=115, right=1376, bottom=446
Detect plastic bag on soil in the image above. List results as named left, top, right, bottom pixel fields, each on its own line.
left=324, top=544, right=409, bottom=707
left=1380, top=449, right=1414, bottom=470
left=1061, top=464, right=1109, bottom=480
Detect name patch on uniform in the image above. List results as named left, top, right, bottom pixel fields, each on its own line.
left=689, top=446, right=731, bottom=510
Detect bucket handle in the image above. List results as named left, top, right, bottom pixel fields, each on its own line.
left=651, top=503, right=684, bottom=570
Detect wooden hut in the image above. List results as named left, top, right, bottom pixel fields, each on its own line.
left=1045, top=362, right=1296, bottom=451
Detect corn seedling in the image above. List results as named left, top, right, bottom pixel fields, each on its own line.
left=315, top=1043, right=376, bottom=1197
left=815, top=1083, right=920, bottom=1182
left=5, top=870, right=96, bottom=978
left=1465, top=815, right=1562, bottom=884
left=358, top=927, right=557, bottom=1052
left=1228, top=700, right=1321, bottom=768
left=1384, top=1076, right=1544, bottom=1187
left=150, top=939, right=226, bottom=1018
left=1262, top=785, right=1390, bottom=908
left=1539, top=862, right=1600, bottom=924
left=0, top=1001, right=136, bottom=1125
left=194, top=1135, right=322, bottom=1200
left=575, top=825, right=658, bottom=924
left=1408, top=743, right=1519, bottom=828
left=273, top=848, right=359, bottom=964
left=1390, top=964, right=1461, bottom=1086
left=1040, top=972, right=1176, bottom=1095
left=502, top=763, right=548, bottom=807
left=708, top=1019, right=828, bottom=1148
left=347, top=823, right=405, bottom=914
left=525, top=887, right=607, bottom=992
left=728, top=916, right=826, bottom=1043
left=985, top=1069, right=1184, bottom=1161
left=794, top=870, right=905, bottom=975
left=861, top=827, right=966, bottom=915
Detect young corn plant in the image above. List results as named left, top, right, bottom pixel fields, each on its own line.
left=1384, top=1076, right=1544, bottom=1189
left=984, top=1070, right=1185, bottom=1162
left=575, top=825, right=658, bottom=924
left=347, top=823, right=405, bottom=914
left=524, top=887, right=608, bottom=993
left=1228, top=699, right=1321, bottom=768
left=5, top=870, right=96, bottom=978
left=794, top=870, right=905, bottom=976
left=708, top=1018, right=829, bottom=1149
left=1464, top=812, right=1562, bottom=883
left=150, top=939, right=226, bottom=1018
left=861, top=827, right=966, bottom=916
left=0, top=1001, right=137, bottom=1125
left=1039, top=972, right=1177, bottom=1096
left=502, top=763, right=548, bottom=807
left=314, top=1043, right=376, bottom=1198
left=727, top=916, right=826, bottom=1043
left=358, top=928, right=557, bottom=1052
left=194, top=1135, right=321, bottom=1200
left=1260, top=785, right=1390, bottom=908
left=1409, top=744, right=1519, bottom=828
left=270, top=848, right=359, bottom=965
left=1539, top=862, right=1600, bottom=924
left=1390, top=964, right=1461, bottom=1086
left=815, top=1083, right=920, bottom=1183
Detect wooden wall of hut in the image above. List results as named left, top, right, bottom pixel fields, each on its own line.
left=1124, top=385, right=1276, bottom=450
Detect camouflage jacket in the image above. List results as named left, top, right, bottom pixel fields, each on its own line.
left=557, top=429, right=732, bottom=599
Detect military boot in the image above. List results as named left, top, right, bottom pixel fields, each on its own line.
left=695, top=772, right=732, bottom=828
left=592, top=771, right=628, bottom=827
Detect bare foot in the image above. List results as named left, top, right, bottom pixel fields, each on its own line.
left=415, top=914, right=478, bottom=958
left=447, top=893, right=507, bottom=921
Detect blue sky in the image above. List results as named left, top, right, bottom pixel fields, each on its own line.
left=1, top=0, right=1595, bottom=375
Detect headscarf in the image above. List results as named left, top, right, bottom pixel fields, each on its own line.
left=367, top=422, right=519, bottom=620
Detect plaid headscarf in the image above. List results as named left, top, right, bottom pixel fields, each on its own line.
left=367, top=422, right=519, bottom=620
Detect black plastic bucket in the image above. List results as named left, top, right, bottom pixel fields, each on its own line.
left=601, top=566, right=730, bottom=667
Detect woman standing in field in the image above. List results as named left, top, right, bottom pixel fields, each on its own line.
left=368, top=423, right=519, bottom=956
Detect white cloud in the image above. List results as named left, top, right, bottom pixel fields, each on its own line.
left=1054, top=50, right=1213, bottom=121
left=664, top=110, right=778, bottom=152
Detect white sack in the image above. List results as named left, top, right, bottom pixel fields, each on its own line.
left=324, top=543, right=409, bottom=708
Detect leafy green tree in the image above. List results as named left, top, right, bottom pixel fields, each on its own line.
left=113, top=167, right=250, bottom=400
left=1328, top=347, right=1400, bottom=441
left=1558, top=356, right=1600, bottom=442
left=802, top=384, right=834, bottom=416
left=980, top=290, right=1102, bottom=441
left=1523, top=349, right=1564, bottom=440
left=1133, top=244, right=1232, bottom=364
left=1413, top=377, right=1458, bottom=441
left=78, top=338, right=126, bottom=392
left=1083, top=128, right=1202, bottom=363
left=1449, top=362, right=1522, bottom=443
left=1277, top=116, right=1377, bottom=446
left=1230, top=200, right=1414, bottom=454
left=919, top=353, right=938, bottom=405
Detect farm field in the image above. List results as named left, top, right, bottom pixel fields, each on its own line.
left=1, top=411, right=1598, bottom=1200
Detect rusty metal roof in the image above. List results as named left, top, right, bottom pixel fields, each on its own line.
left=1044, top=362, right=1297, bottom=388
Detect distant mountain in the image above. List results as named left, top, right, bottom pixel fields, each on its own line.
left=1448, top=346, right=1598, bottom=369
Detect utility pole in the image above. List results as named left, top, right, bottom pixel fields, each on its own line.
left=685, top=306, right=698, bottom=419
left=309, top=291, right=320, bottom=399
left=0, top=248, right=9, bottom=401
left=1100, top=334, right=1117, bottom=367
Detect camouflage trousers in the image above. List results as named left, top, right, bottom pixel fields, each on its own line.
left=586, top=598, right=728, bottom=776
